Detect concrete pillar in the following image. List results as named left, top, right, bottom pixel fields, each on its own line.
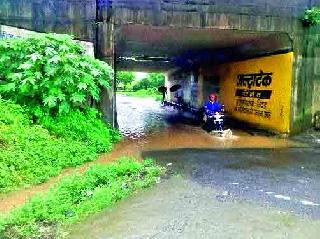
left=95, top=1, right=118, bottom=128
left=290, top=25, right=319, bottom=133
left=164, top=73, right=170, bottom=101
left=166, top=69, right=203, bottom=109
left=197, top=72, right=205, bottom=107
left=190, top=71, right=201, bottom=109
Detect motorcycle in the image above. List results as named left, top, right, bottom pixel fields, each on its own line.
left=204, top=108, right=232, bottom=138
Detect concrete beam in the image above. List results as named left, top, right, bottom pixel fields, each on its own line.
left=116, top=58, right=174, bottom=72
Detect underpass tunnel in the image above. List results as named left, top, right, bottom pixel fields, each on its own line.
left=115, top=24, right=293, bottom=134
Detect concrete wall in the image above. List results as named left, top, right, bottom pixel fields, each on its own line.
left=165, top=70, right=206, bottom=109
left=201, top=53, right=294, bottom=133
left=114, top=0, right=312, bottom=28
left=290, top=26, right=320, bottom=132
left=165, top=70, right=192, bottom=103
left=0, top=0, right=96, bottom=40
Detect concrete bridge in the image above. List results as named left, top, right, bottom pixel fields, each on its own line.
left=1, top=0, right=320, bottom=133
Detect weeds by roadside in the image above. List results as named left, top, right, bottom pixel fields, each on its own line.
left=0, top=99, right=120, bottom=193
left=0, top=158, right=164, bottom=239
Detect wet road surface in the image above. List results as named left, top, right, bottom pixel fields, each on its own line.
left=117, top=95, right=169, bottom=139
left=145, top=148, right=320, bottom=218
left=67, top=96, right=320, bottom=238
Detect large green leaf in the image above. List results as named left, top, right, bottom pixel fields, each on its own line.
left=70, top=93, right=86, bottom=104
left=59, top=102, right=71, bottom=114
left=43, top=96, right=57, bottom=108
left=0, top=83, right=16, bottom=93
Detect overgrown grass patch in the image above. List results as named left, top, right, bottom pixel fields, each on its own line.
left=38, top=108, right=121, bottom=153
left=0, top=99, right=120, bottom=193
left=0, top=158, right=164, bottom=239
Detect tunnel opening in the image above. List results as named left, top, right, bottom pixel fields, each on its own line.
left=114, top=70, right=171, bottom=138
left=114, top=24, right=294, bottom=135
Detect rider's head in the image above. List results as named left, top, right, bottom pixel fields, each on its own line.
left=209, top=93, right=217, bottom=102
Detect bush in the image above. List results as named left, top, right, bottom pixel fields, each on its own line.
left=0, top=34, right=113, bottom=117
left=0, top=33, right=122, bottom=194
left=303, top=7, right=320, bottom=26
left=0, top=159, right=163, bottom=239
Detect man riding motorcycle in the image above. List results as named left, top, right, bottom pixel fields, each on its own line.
left=203, top=93, right=223, bottom=133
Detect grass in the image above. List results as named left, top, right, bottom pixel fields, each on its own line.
left=118, top=89, right=163, bottom=101
left=38, top=109, right=121, bottom=153
left=0, top=99, right=120, bottom=194
left=0, top=158, right=164, bottom=239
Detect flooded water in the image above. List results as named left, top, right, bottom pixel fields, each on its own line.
left=116, top=95, right=303, bottom=150
left=66, top=96, right=320, bottom=239
left=117, top=95, right=169, bottom=139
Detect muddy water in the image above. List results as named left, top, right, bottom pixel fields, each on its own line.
left=115, top=94, right=303, bottom=150
left=65, top=96, right=320, bottom=239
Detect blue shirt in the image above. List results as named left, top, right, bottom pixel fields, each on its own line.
left=204, top=100, right=222, bottom=116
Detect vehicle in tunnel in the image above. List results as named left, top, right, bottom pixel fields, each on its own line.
left=202, top=93, right=224, bottom=133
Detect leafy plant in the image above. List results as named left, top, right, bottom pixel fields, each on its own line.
left=148, top=73, right=165, bottom=87
left=0, top=158, right=163, bottom=239
left=0, top=99, right=122, bottom=194
left=303, top=7, right=320, bottom=26
left=0, top=33, right=113, bottom=117
left=0, top=34, right=121, bottom=194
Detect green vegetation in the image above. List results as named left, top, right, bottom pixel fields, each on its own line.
left=116, top=71, right=135, bottom=91
left=303, top=7, right=320, bottom=26
left=0, top=33, right=112, bottom=117
left=131, top=73, right=165, bottom=91
left=120, top=89, right=163, bottom=101
left=117, top=72, right=165, bottom=101
left=0, top=158, right=163, bottom=239
left=0, top=34, right=120, bottom=193
left=0, top=99, right=119, bottom=193
left=38, top=109, right=121, bottom=153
